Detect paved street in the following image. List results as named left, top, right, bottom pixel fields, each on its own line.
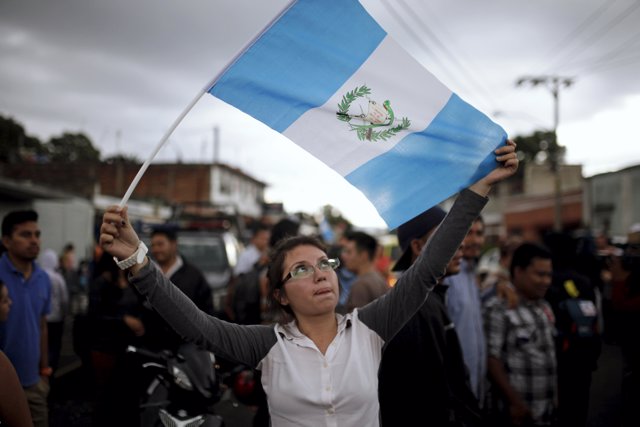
left=587, top=343, right=623, bottom=427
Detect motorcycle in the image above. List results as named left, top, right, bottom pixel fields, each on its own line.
left=127, top=343, right=225, bottom=427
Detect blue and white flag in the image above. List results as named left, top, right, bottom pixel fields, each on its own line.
left=208, top=0, right=506, bottom=229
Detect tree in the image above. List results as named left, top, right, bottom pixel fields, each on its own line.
left=513, top=130, right=565, bottom=166
left=47, top=132, right=100, bottom=163
left=0, top=115, right=46, bottom=163
left=103, top=154, right=141, bottom=164
left=322, top=204, right=352, bottom=229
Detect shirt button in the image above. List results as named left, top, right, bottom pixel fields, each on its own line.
left=327, top=407, right=334, bottom=414
left=323, top=362, right=328, bottom=368
left=325, top=386, right=331, bottom=391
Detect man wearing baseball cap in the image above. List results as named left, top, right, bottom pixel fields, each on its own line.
left=378, top=206, right=482, bottom=426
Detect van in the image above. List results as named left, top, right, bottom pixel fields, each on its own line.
left=141, top=229, right=241, bottom=317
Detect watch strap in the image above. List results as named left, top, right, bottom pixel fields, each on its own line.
left=113, top=241, right=148, bottom=270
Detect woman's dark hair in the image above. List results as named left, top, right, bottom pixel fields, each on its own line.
left=266, top=235, right=327, bottom=321
left=269, top=218, right=300, bottom=248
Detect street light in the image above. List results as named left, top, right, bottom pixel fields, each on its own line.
left=516, top=75, right=574, bottom=232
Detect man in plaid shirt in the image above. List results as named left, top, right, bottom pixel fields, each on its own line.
left=484, top=242, right=557, bottom=426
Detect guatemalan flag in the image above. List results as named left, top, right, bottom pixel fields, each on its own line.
left=208, top=0, right=506, bottom=229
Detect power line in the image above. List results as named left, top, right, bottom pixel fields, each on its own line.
left=542, top=0, right=618, bottom=67
left=379, top=0, right=497, bottom=113
left=584, top=50, right=640, bottom=75
left=394, top=0, right=498, bottom=109
left=558, top=28, right=640, bottom=74
left=377, top=1, right=458, bottom=86
left=546, top=0, right=640, bottom=74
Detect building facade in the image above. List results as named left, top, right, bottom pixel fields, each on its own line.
left=99, top=161, right=267, bottom=218
left=584, top=164, right=640, bottom=240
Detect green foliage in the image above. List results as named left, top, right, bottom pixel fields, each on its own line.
left=0, top=114, right=102, bottom=164
left=0, top=116, right=40, bottom=162
left=337, top=85, right=371, bottom=121
left=48, top=132, right=100, bottom=163
left=337, top=85, right=411, bottom=142
left=355, top=117, right=411, bottom=142
left=513, top=130, right=565, bottom=166
left=104, top=154, right=141, bottom=164
left=322, top=204, right=352, bottom=229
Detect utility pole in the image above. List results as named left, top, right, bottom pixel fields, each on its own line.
left=213, top=126, right=220, bottom=165
left=516, top=75, right=574, bottom=232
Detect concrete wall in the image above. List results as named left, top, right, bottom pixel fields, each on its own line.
left=586, top=165, right=640, bottom=240
left=34, top=198, right=95, bottom=265
left=210, top=165, right=264, bottom=217
left=524, top=164, right=583, bottom=195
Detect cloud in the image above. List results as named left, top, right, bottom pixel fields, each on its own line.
left=1, top=0, right=639, bottom=229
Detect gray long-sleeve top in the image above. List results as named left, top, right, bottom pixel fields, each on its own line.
left=129, top=188, right=487, bottom=426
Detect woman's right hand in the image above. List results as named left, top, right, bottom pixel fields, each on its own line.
left=99, top=205, right=141, bottom=261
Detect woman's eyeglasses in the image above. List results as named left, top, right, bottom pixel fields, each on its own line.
left=282, top=258, right=340, bottom=285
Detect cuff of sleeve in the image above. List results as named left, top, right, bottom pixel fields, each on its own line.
left=128, top=258, right=155, bottom=283
left=460, top=187, right=489, bottom=203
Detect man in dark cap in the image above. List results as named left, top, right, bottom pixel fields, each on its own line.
left=378, top=205, right=482, bottom=426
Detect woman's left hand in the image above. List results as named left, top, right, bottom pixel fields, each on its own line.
left=470, top=139, right=518, bottom=196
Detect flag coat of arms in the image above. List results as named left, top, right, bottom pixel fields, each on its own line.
left=209, top=0, right=506, bottom=229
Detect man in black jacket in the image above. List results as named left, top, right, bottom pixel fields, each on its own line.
left=378, top=206, right=482, bottom=426
left=144, top=227, right=214, bottom=350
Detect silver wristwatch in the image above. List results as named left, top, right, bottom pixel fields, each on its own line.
left=113, top=241, right=148, bottom=270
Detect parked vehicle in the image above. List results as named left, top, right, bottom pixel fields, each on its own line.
left=127, top=343, right=225, bottom=427
left=175, top=230, right=241, bottom=316
left=139, top=227, right=242, bottom=317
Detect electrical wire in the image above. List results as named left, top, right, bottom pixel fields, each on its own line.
left=545, top=0, right=640, bottom=74
left=583, top=50, right=640, bottom=75
left=558, top=28, right=640, bottom=75
left=542, top=0, right=618, bottom=69
left=395, top=0, right=498, bottom=109
left=379, top=0, right=498, bottom=113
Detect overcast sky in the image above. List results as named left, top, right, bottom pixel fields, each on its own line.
left=2, top=0, right=639, bottom=229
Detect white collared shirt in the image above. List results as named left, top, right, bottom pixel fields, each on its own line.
left=258, top=312, right=382, bottom=427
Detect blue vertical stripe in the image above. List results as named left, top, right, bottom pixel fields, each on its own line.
left=345, top=94, right=507, bottom=229
left=209, top=0, right=386, bottom=133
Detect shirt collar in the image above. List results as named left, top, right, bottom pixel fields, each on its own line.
left=164, top=255, right=184, bottom=278
left=461, top=258, right=477, bottom=272
left=513, top=290, right=546, bottom=308
left=1, top=252, right=40, bottom=277
left=275, top=313, right=352, bottom=341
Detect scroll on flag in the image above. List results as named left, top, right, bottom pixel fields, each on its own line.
left=208, top=0, right=506, bottom=229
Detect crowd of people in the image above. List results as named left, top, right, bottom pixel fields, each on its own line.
left=0, top=138, right=639, bottom=427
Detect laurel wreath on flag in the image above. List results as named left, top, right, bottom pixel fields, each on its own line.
left=336, top=85, right=411, bottom=142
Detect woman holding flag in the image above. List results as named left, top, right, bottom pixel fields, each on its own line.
left=100, top=140, right=518, bottom=426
